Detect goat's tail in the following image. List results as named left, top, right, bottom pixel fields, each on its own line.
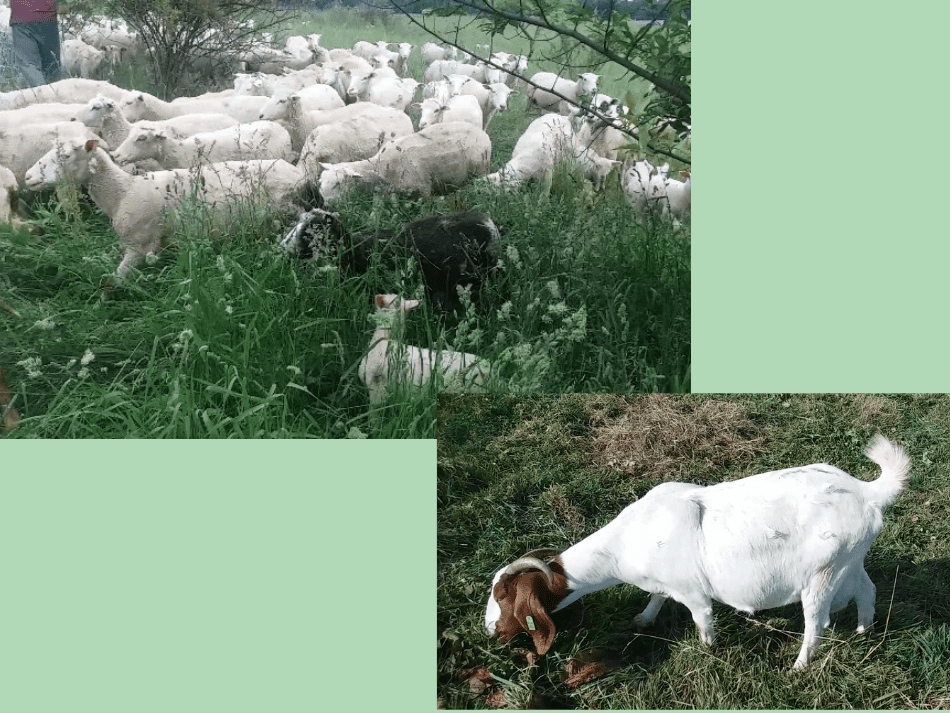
left=864, top=434, right=911, bottom=508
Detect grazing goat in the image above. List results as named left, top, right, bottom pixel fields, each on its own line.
left=280, top=209, right=499, bottom=314
left=358, top=294, right=492, bottom=403
left=485, top=435, right=911, bottom=669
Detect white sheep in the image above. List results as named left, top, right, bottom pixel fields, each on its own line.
left=484, top=114, right=617, bottom=188
left=77, top=94, right=240, bottom=150
left=422, top=79, right=452, bottom=104
left=446, top=75, right=515, bottom=129
left=297, top=112, right=414, bottom=178
left=622, top=159, right=689, bottom=222
left=318, top=121, right=492, bottom=203
left=259, top=94, right=409, bottom=155
left=526, top=71, right=599, bottom=111
left=485, top=435, right=911, bottom=670
left=23, top=138, right=305, bottom=279
left=0, top=163, right=28, bottom=230
left=284, top=83, right=345, bottom=111
left=420, top=42, right=457, bottom=65
left=344, top=66, right=398, bottom=102
left=121, top=91, right=268, bottom=123
left=61, top=38, right=106, bottom=78
left=1, top=120, right=100, bottom=187
left=0, top=101, right=88, bottom=128
left=111, top=121, right=295, bottom=169
left=358, top=294, right=492, bottom=403
left=233, top=71, right=274, bottom=96
left=0, top=78, right=131, bottom=111
left=417, top=95, right=483, bottom=130
left=364, top=77, right=419, bottom=113
left=665, top=171, right=691, bottom=221
left=423, top=59, right=486, bottom=84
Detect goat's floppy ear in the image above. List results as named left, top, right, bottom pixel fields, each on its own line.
left=509, top=575, right=557, bottom=655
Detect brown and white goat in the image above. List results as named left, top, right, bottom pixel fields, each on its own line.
left=485, top=435, right=911, bottom=669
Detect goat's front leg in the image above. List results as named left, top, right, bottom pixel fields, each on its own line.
left=681, top=595, right=716, bottom=645
left=634, top=593, right=669, bottom=628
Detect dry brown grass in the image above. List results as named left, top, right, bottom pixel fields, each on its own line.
left=587, top=394, right=768, bottom=482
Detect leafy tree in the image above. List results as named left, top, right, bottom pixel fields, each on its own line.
left=92, top=0, right=299, bottom=97
left=389, top=0, right=690, bottom=162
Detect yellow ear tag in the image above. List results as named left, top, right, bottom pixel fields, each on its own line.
left=525, top=615, right=536, bottom=631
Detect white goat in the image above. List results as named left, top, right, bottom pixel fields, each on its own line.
left=358, top=294, right=492, bottom=403
left=484, top=435, right=911, bottom=670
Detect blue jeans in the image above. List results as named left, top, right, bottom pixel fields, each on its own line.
left=11, top=21, right=61, bottom=88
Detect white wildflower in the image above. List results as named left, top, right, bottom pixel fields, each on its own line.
left=33, top=317, right=55, bottom=330
left=80, top=349, right=95, bottom=366
left=16, top=356, right=42, bottom=379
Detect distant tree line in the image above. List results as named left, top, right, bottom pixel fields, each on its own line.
left=280, top=0, right=690, bottom=19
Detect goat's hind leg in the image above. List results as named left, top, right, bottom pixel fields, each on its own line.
left=853, top=567, right=876, bottom=633
left=794, top=570, right=836, bottom=669
left=634, top=592, right=668, bottom=628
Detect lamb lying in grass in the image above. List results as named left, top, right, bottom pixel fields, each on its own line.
left=357, top=294, right=493, bottom=403
left=24, top=137, right=306, bottom=281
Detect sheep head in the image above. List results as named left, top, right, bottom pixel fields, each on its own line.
left=485, top=552, right=570, bottom=656
left=24, top=138, right=100, bottom=191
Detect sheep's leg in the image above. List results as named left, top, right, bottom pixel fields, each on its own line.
left=794, top=571, right=835, bottom=669
left=633, top=593, right=668, bottom=628
left=853, top=568, right=876, bottom=633
left=115, top=248, right=146, bottom=279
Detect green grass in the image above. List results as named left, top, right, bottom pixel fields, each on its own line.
left=0, top=6, right=689, bottom=438
left=437, top=394, right=950, bottom=708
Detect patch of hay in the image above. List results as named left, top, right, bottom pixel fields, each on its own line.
left=588, top=395, right=767, bottom=482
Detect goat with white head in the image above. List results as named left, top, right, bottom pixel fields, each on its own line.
left=485, top=435, right=911, bottom=669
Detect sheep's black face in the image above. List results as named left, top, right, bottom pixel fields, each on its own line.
left=280, top=209, right=347, bottom=260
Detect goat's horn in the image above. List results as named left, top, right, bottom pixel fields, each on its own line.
left=505, top=557, right=555, bottom=588
left=521, top=547, right=560, bottom=561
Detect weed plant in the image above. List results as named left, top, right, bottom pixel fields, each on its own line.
left=438, top=394, right=950, bottom=708
left=0, top=6, right=689, bottom=438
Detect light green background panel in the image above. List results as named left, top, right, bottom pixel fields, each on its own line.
left=0, top=440, right=434, bottom=713
left=694, top=4, right=950, bottom=391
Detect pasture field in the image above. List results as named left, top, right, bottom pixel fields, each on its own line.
left=0, top=5, right=689, bottom=438
left=438, top=394, right=950, bottom=708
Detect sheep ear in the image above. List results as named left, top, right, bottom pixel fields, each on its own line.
left=84, top=139, right=99, bottom=152
left=404, top=299, right=421, bottom=311
left=680, top=170, right=690, bottom=179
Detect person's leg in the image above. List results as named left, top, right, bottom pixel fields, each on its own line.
left=36, top=22, right=61, bottom=83
left=11, top=23, right=58, bottom=88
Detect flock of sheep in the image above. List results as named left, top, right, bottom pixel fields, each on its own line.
left=0, top=9, right=690, bottom=404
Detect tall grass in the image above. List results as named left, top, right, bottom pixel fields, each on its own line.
left=0, top=5, right=689, bottom=438
left=438, top=394, right=950, bottom=709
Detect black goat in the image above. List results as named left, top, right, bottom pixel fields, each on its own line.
left=280, top=209, right=499, bottom=313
